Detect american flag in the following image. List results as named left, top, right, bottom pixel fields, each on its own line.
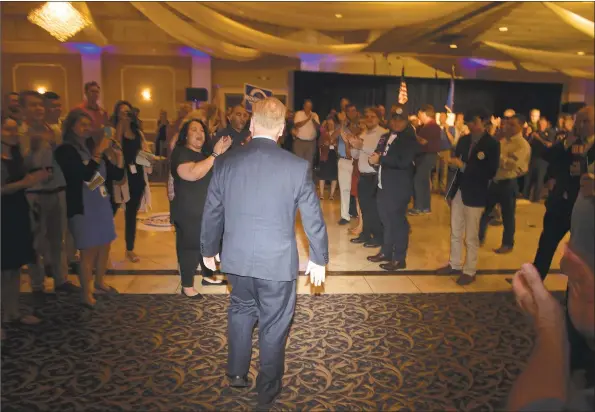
left=398, top=66, right=408, bottom=104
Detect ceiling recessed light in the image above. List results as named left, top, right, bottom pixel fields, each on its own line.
left=450, top=44, right=458, bottom=49
left=499, top=27, right=508, bottom=32
left=577, top=51, right=585, bottom=55
left=335, top=13, right=343, bottom=18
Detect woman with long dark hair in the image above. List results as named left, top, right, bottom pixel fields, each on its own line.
left=170, top=119, right=231, bottom=298
left=1, top=115, right=49, bottom=333
left=55, top=109, right=124, bottom=308
left=109, top=100, right=149, bottom=263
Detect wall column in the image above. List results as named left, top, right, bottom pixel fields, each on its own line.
left=191, top=55, right=212, bottom=101
left=565, top=78, right=587, bottom=102
left=80, top=53, right=103, bottom=104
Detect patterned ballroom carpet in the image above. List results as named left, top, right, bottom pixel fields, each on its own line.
left=1, top=292, right=538, bottom=411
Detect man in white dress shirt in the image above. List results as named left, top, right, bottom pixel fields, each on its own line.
left=349, top=107, right=387, bottom=248
left=293, top=99, right=320, bottom=175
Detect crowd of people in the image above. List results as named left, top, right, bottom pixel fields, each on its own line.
left=1, top=82, right=594, bottom=410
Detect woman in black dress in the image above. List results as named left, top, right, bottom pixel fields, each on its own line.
left=1, top=116, right=50, bottom=331
left=109, top=101, right=149, bottom=263
left=170, top=119, right=232, bottom=298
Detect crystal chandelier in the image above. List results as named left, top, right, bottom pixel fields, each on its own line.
left=27, top=2, right=91, bottom=42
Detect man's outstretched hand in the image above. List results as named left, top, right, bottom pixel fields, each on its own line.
left=203, top=254, right=220, bottom=271
left=305, top=260, right=326, bottom=287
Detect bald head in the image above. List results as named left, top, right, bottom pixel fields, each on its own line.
left=250, top=97, right=286, bottom=140
left=574, top=105, right=594, bottom=139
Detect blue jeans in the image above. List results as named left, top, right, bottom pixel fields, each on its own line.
left=413, top=152, right=437, bottom=211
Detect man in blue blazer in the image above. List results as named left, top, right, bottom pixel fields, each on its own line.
left=201, top=97, right=329, bottom=410
left=437, top=110, right=500, bottom=285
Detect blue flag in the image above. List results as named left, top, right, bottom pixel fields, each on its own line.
left=446, top=65, right=455, bottom=113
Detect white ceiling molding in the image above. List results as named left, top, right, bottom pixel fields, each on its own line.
left=130, top=2, right=261, bottom=61
left=168, top=2, right=366, bottom=57
left=542, top=2, right=594, bottom=38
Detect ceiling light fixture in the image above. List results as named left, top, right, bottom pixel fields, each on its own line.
left=335, top=13, right=343, bottom=19
left=499, top=27, right=508, bottom=32
left=27, top=2, right=91, bottom=42
left=577, top=51, right=585, bottom=55
left=450, top=44, right=458, bottom=49
left=36, top=86, right=47, bottom=95
left=141, top=88, right=152, bottom=101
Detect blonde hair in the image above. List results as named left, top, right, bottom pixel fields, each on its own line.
left=252, top=97, right=286, bottom=131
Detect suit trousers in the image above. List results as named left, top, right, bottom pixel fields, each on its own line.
left=523, top=158, right=549, bottom=203
left=449, top=190, right=484, bottom=276
left=533, top=198, right=572, bottom=280
left=357, top=174, right=383, bottom=241
left=479, top=179, right=518, bottom=248
left=27, top=191, right=67, bottom=291
left=227, top=274, right=296, bottom=405
left=337, top=158, right=353, bottom=221
left=377, top=187, right=410, bottom=261
left=292, top=139, right=316, bottom=176
left=414, top=152, right=438, bottom=211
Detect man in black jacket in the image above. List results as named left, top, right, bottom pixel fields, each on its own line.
left=437, top=110, right=500, bottom=285
left=533, top=106, right=595, bottom=280
left=367, top=108, right=420, bottom=270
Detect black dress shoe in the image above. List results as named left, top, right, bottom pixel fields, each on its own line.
left=201, top=278, right=228, bottom=286
left=380, top=260, right=406, bottom=271
left=367, top=253, right=390, bottom=263
left=494, top=246, right=513, bottom=254
left=456, top=274, right=476, bottom=285
left=435, top=265, right=461, bottom=275
left=363, top=241, right=382, bottom=248
left=227, top=374, right=250, bottom=388
left=338, top=219, right=350, bottom=225
left=350, top=237, right=369, bottom=244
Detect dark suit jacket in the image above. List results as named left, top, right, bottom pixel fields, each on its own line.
left=201, top=137, right=329, bottom=282
left=447, top=132, right=500, bottom=208
left=376, top=125, right=420, bottom=199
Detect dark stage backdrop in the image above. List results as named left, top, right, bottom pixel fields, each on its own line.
left=292, top=71, right=563, bottom=122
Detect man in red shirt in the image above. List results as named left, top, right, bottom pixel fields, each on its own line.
left=77, top=81, right=108, bottom=145
left=410, top=104, right=442, bottom=215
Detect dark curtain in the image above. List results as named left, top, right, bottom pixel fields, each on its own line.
left=293, top=71, right=387, bottom=119
left=293, top=71, right=563, bottom=122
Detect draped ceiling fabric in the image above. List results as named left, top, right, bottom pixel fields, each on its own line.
left=167, top=2, right=367, bottom=57
left=483, top=41, right=595, bottom=79
left=543, top=2, right=594, bottom=39
left=31, top=1, right=592, bottom=73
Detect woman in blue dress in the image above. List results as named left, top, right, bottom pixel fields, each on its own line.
left=55, top=109, right=125, bottom=308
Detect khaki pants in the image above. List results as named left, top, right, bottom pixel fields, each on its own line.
left=449, top=190, right=483, bottom=276
left=293, top=139, right=317, bottom=175
left=27, top=191, right=67, bottom=291
left=433, top=150, right=451, bottom=193
left=337, top=158, right=353, bottom=221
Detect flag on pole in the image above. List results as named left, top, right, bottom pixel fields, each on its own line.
left=398, top=66, right=408, bottom=104
left=445, top=65, right=455, bottom=113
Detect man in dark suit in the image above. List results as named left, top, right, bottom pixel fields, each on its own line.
left=367, top=108, right=420, bottom=270
left=437, top=110, right=500, bottom=285
left=201, top=97, right=329, bottom=410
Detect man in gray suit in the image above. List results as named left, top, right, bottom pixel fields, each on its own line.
left=201, top=97, right=329, bottom=410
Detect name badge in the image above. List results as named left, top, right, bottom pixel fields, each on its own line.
left=329, top=145, right=335, bottom=150
left=130, top=164, right=137, bottom=174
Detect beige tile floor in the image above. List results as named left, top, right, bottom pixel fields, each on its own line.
left=23, top=184, right=569, bottom=295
